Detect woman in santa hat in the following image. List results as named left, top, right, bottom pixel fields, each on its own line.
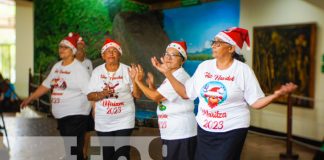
left=75, top=35, right=93, bottom=75
left=133, top=41, right=197, bottom=160
left=21, top=32, right=91, bottom=160
left=151, top=27, right=297, bottom=160
left=75, top=35, right=94, bottom=160
left=86, top=38, right=142, bottom=160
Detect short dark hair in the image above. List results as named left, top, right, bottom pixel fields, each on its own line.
left=232, top=52, right=246, bottom=63
left=179, top=53, right=185, bottom=62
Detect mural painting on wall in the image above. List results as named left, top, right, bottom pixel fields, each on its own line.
left=162, top=0, right=240, bottom=75
left=253, top=23, right=316, bottom=108
left=34, top=0, right=148, bottom=73
left=35, top=0, right=240, bottom=76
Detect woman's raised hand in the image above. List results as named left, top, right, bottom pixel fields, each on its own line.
left=135, top=64, right=144, bottom=82
left=128, top=63, right=137, bottom=81
left=274, top=82, right=298, bottom=97
left=151, top=56, right=170, bottom=75
left=128, top=63, right=145, bottom=83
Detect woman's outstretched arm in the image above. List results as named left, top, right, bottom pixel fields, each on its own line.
left=151, top=57, right=189, bottom=99
left=251, top=82, right=298, bottom=109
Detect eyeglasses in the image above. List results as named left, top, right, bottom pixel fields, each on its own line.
left=210, top=40, right=231, bottom=47
left=164, top=52, right=182, bottom=59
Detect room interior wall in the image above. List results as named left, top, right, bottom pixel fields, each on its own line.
left=240, top=0, right=324, bottom=141
left=15, top=0, right=33, bottom=98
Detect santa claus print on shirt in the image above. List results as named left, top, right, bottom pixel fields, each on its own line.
left=103, top=82, right=119, bottom=99
left=200, top=81, right=227, bottom=108
left=50, top=78, right=67, bottom=90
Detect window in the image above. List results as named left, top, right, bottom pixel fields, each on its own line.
left=0, top=0, right=16, bottom=82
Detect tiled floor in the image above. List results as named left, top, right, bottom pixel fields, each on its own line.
left=0, top=108, right=317, bottom=160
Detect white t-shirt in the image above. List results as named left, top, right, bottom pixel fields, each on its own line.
left=185, top=59, right=265, bottom=132
left=87, top=63, right=135, bottom=132
left=42, top=59, right=91, bottom=119
left=80, top=58, right=93, bottom=75
left=157, top=68, right=197, bottom=140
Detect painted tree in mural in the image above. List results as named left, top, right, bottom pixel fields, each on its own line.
left=35, top=0, right=147, bottom=73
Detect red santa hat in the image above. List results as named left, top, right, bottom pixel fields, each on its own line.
left=166, top=41, right=188, bottom=60
left=205, top=87, right=223, bottom=96
left=60, top=32, right=79, bottom=54
left=101, top=38, right=122, bottom=55
left=215, top=27, right=250, bottom=54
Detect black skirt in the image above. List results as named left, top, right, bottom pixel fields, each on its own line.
left=195, top=126, right=248, bottom=160
left=161, top=136, right=197, bottom=160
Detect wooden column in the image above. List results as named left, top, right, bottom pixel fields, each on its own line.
left=280, top=94, right=299, bottom=160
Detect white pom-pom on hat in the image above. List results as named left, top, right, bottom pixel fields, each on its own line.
left=68, top=32, right=73, bottom=37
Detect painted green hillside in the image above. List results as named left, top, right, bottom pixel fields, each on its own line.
left=187, top=53, right=213, bottom=60
left=34, top=0, right=148, bottom=73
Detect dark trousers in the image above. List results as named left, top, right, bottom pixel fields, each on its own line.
left=195, top=126, right=248, bottom=160
left=97, top=128, right=133, bottom=160
left=162, top=136, right=197, bottom=160
left=57, top=115, right=89, bottom=160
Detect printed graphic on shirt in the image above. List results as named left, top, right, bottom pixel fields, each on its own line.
left=50, top=78, right=67, bottom=90
left=103, top=82, right=119, bottom=98
left=157, top=102, right=168, bottom=129
left=101, top=100, right=124, bottom=114
left=100, top=74, right=120, bottom=99
left=159, top=120, right=167, bottom=129
left=158, top=103, right=167, bottom=111
left=158, top=113, right=168, bottom=129
left=99, top=73, right=125, bottom=115
left=200, top=81, right=227, bottom=108
left=50, top=77, right=67, bottom=104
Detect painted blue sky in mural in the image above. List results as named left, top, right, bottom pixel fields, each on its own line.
left=163, top=0, right=240, bottom=54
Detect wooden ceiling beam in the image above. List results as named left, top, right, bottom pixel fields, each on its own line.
left=131, top=0, right=218, bottom=10
left=149, top=1, right=182, bottom=10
